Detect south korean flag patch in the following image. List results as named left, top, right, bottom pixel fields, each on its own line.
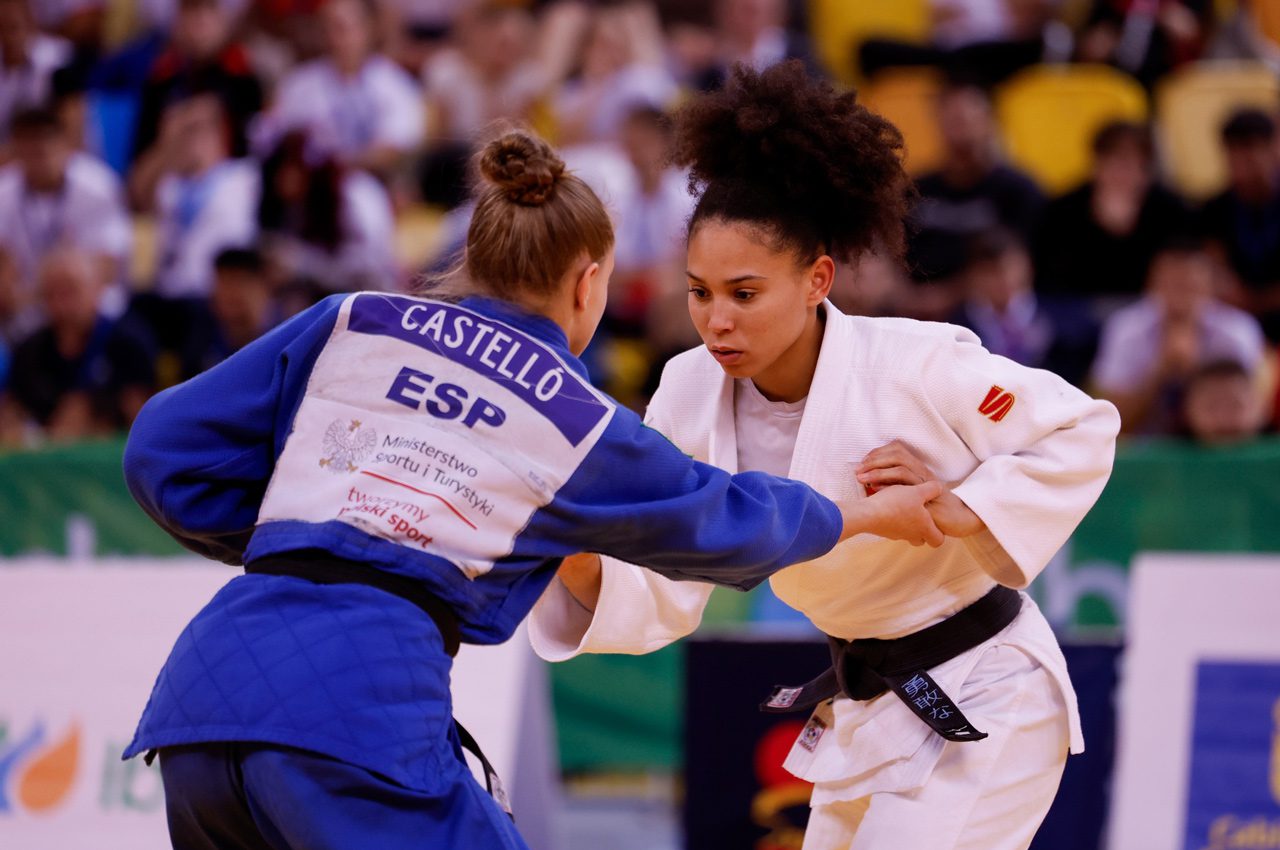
left=797, top=716, right=827, bottom=752
left=765, top=686, right=805, bottom=710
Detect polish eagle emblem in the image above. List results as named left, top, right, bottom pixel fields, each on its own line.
left=319, top=419, right=377, bottom=473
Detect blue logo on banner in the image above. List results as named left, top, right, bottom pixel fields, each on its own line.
left=1184, top=660, right=1280, bottom=850
left=347, top=295, right=610, bottom=447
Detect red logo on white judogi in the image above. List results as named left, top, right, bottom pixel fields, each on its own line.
left=979, top=386, right=1015, bottom=422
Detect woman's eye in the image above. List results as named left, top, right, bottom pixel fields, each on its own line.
left=688, top=287, right=708, bottom=299
left=734, top=290, right=755, bottom=301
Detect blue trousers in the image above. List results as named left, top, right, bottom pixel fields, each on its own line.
left=159, top=742, right=529, bottom=850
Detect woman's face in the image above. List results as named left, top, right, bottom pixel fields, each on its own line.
left=686, top=220, right=828, bottom=384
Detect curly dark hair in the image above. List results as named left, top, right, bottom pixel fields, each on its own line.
left=671, top=60, right=910, bottom=265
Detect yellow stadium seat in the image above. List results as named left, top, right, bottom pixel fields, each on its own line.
left=134, top=208, right=446, bottom=291
left=994, top=64, right=1148, bottom=195
left=394, top=204, right=447, bottom=272
left=526, top=96, right=560, bottom=147
left=809, top=0, right=931, bottom=86
left=1156, top=61, right=1280, bottom=199
left=1252, top=0, right=1280, bottom=46
left=861, top=67, right=945, bottom=175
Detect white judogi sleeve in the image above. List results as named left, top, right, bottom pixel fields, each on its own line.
left=530, top=565, right=714, bottom=661
left=529, top=375, right=716, bottom=662
left=924, top=334, right=1121, bottom=589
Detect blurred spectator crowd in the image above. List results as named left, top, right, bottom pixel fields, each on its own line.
left=0, top=0, right=1278, bottom=449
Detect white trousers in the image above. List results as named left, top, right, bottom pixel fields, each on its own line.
left=801, top=645, right=1070, bottom=850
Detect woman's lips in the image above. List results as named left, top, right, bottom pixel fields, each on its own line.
left=710, top=347, right=744, bottom=366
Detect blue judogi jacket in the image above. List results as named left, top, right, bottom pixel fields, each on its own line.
left=121, top=292, right=842, bottom=790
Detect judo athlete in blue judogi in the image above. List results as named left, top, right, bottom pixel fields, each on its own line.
left=120, top=131, right=944, bottom=850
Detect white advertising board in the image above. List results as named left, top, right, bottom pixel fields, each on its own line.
left=1108, top=554, right=1280, bottom=850
left=0, top=560, right=556, bottom=850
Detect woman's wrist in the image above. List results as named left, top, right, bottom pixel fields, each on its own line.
left=558, top=552, right=603, bottom=611
left=838, top=500, right=876, bottom=542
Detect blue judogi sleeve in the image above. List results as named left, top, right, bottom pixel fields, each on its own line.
left=520, top=408, right=844, bottom=591
left=123, top=296, right=346, bottom=564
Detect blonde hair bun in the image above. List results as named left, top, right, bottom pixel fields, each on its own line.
left=479, top=131, right=566, bottom=206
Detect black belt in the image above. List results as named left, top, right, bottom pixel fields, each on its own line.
left=760, top=585, right=1023, bottom=743
left=245, top=551, right=512, bottom=817
left=247, top=551, right=462, bottom=656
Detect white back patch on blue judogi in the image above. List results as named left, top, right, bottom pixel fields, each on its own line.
left=258, top=294, right=616, bottom=578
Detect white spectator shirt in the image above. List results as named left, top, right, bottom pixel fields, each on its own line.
left=262, top=56, right=425, bottom=160
left=560, top=143, right=634, bottom=213
left=1091, top=296, right=1266, bottom=430
left=423, top=48, right=544, bottom=142
left=154, top=159, right=259, bottom=298
left=930, top=0, right=1015, bottom=48
left=746, top=28, right=789, bottom=70
left=612, top=167, right=696, bottom=273
left=0, top=35, right=72, bottom=140
left=552, top=64, right=677, bottom=144
left=0, top=152, right=131, bottom=288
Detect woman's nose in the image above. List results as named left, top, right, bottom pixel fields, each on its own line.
left=707, top=303, right=734, bottom=333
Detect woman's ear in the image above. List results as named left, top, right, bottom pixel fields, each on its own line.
left=807, top=255, right=836, bottom=306
left=573, top=261, right=601, bottom=312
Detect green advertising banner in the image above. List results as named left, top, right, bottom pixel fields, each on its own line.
left=0, top=439, right=183, bottom=558
left=4, top=438, right=1280, bottom=770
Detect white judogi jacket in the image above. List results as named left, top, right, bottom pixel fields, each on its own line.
left=530, top=305, right=1120, bottom=800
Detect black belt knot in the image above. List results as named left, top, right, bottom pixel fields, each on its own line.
left=835, top=638, right=894, bottom=701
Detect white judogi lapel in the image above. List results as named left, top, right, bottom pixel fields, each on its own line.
left=706, top=366, right=738, bottom=474
left=785, top=305, right=862, bottom=503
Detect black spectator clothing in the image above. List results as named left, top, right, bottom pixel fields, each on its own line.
left=1200, top=187, right=1280, bottom=289
left=1081, top=0, right=1212, bottom=89
left=908, top=165, right=1046, bottom=282
left=951, top=295, right=1099, bottom=387
left=1200, top=184, right=1280, bottom=340
left=859, top=37, right=1044, bottom=89
left=9, top=316, right=156, bottom=427
left=176, top=309, right=236, bottom=381
left=1034, top=181, right=1191, bottom=298
left=176, top=303, right=280, bottom=382
left=130, top=44, right=263, bottom=162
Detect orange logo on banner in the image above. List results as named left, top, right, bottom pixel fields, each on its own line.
left=979, top=386, right=1016, bottom=423
left=18, top=725, right=79, bottom=812
left=0, top=721, right=80, bottom=815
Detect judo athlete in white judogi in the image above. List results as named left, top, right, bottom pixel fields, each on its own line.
left=531, top=302, right=1119, bottom=849
left=528, top=62, right=1122, bottom=850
